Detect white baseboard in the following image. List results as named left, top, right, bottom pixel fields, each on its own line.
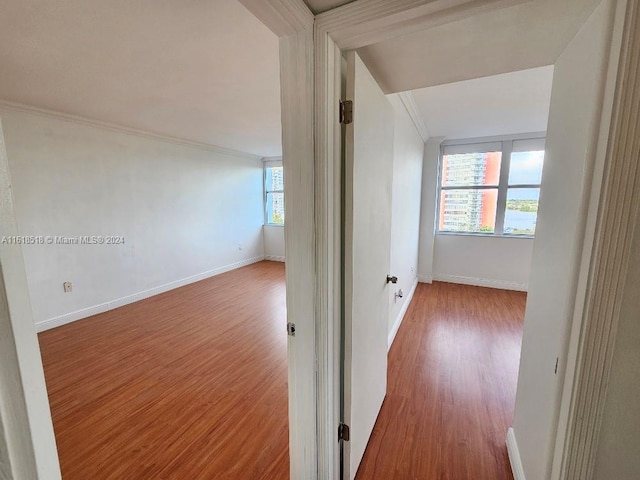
left=433, top=273, right=527, bottom=292
left=506, top=427, right=526, bottom=480
left=264, top=255, right=285, bottom=262
left=417, top=274, right=432, bottom=283
left=35, top=255, right=266, bottom=332
left=388, top=278, right=418, bottom=351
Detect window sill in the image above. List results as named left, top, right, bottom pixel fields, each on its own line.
left=264, top=223, right=285, bottom=227
left=435, top=231, right=534, bottom=239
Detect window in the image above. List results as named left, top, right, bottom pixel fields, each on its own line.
left=437, top=136, right=545, bottom=236
left=265, top=162, right=284, bottom=225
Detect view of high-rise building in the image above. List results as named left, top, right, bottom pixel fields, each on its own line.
left=439, top=152, right=501, bottom=233
left=439, top=148, right=544, bottom=235
left=265, top=166, right=285, bottom=224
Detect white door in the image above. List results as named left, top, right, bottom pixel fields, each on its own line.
left=342, top=51, right=394, bottom=480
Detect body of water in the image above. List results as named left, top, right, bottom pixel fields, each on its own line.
left=504, top=209, right=537, bottom=234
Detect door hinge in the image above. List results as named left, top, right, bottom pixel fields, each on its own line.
left=338, top=423, right=350, bottom=442
left=287, top=322, right=296, bottom=337
left=339, top=100, right=353, bottom=125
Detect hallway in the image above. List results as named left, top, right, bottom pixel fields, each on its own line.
left=356, top=282, right=525, bottom=479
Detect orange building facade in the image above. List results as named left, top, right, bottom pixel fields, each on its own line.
left=439, top=152, right=501, bottom=232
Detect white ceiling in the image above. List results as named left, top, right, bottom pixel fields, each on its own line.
left=410, top=65, right=554, bottom=140
left=0, top=0, right=282, bottom=157
left=358, top=0, right=601, bottom=93
left=0, top=0, right=600, bottom=157
left=304, top=0, right=355, bottom=14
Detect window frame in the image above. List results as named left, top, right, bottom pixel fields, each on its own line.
left=264, top=158, right=284, bottom=226
left=436, top=133, right=546, bottom=238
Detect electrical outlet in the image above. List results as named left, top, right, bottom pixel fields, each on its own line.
left=63, top=281, right=72, bottom=293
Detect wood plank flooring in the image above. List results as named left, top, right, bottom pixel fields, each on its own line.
left=355, top=281, right=526, bottom=480
left=38, top=260, right=289, bottom=480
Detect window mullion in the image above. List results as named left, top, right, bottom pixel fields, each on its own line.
left=495, top=140, right=512, bottom=235
left=441, top=185, right=499, bottom=191
left=264, top=165, right=268, bottom=225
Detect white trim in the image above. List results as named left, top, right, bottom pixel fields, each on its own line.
left=436, top=231, right=535, bottom=239
left=433, top=273, right=527, bottom=292
left=313, top=27, right=343, bottom=480
left=397, top=91, right=430, bottom=142
left=494, top=139, right=513, bottom=235
left=265, top=255, right=286, bottom=262
left=556, top=1, right=640, bottom=478
left=388, top=278, right=418, bottom=351
left=441, top=131, right=546, bottom=146
left=262, top=156, right=283, bottom=163
left=0, top=100, right=261, bottom=160
left=550, top=1, right=627, bottom=475
left=316, top=0, right=528, bottom=51
left=507, top=428, right=527, bottom=480
left=35, top=256, right=266, bottom=333
left=417, top=274, right=433, bottom=283
left=238, top=0, right=314, bottom=37
left=279, top=29, right=318, bottom=480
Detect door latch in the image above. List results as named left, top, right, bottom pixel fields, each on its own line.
left=287, top=322, right=296, bottom=337
left=386, top=275, right=398, bottom=284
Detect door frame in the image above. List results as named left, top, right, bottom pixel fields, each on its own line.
left=240, top=2, right=529, bottom=477
left=221, top=0, right=640, bottom=480
left=550, top=1, right=640, bottom=478
left=311, top=2, right=534, bottom=477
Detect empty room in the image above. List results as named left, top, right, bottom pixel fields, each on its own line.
left=0, top=0, right=290, bottom=478
left=308, top=0, right=634, bottom=479
left=2, top=1, right=639, bottom=480
left=351, top=66, right=553, bottom=479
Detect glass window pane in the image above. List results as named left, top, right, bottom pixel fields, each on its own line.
left=508, top=150, right=544, bottom=185
left=265, top=166, right=284, bottom=192
left=439, top=188, right=498, bottom=233
left=504, top=188, right=540, bottom=235
left=266, top=192, right=285, bottom=224
left=441, top=152, right=502, bottom=187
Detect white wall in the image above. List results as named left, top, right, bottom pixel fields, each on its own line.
left=592, top=209, right=640, bottom=479
left=1, top=107, right=266, bottom=331
left=417, top=137, right=441, bottom=283
left=417, top=135, right=535, bottom=291
left=509, top=1, right=616, bottom=478
left=263, top=225, right=285, bottom=261
left=387, top=95, right=425, bottom=347
left=433, top=236, right=533, bottom=291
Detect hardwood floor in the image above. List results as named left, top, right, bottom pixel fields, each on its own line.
left=355, top=281, right=526, bottom=480
left=38, top=261, right=289, bottom=480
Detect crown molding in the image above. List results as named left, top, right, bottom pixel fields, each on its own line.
left=398, top=91, right=430, bottom=142
left=239, top=0, right=314, bottom=37
left=316, top=0, right=529, bottom=50
left=0, top=100, right=262, bottom=160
